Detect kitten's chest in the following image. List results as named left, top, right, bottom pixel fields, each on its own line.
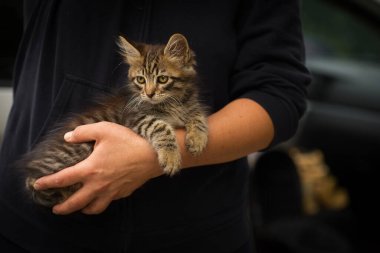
left=164, top=115, right=185, bottom=128
left=160, top=108, right=187, bottom=128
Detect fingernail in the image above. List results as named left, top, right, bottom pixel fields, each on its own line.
left=52, top=207, right=60, bottom=215
left=64, top=131, right=73, bottom=141
left=33, top=182, right=40, bottom=190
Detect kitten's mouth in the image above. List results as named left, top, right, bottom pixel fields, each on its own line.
left=142, top=96, right=165, bottom=104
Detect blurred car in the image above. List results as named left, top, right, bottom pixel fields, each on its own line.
left=300, top=0, right=380, bottom=233
left=298, top=0, right=380, bottom=160
left=250, top=0, right=380, bottom=252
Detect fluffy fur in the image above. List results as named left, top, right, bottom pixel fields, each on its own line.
left=20, top=34, right=208, bottom=207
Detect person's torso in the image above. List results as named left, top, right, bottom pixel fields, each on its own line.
left=0, top=1, right=250, bottom=252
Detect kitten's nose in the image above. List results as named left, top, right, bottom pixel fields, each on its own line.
left=146, top=92, right=154, bottom=98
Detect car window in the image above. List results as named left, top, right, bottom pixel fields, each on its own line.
left=301, top=0, right=380, bottom=63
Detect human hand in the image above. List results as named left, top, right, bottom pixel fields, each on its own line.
left=34, top=122, right=163, bottom=215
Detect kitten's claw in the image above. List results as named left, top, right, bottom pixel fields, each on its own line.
left=158, top=149, right=181, bottom=176
left=185, top=131, right=208, bottom=156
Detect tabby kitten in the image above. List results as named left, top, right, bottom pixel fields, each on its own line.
left=21, top=33, right=208, bottom=207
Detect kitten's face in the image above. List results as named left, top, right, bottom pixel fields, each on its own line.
left=118, top=34, right=196, bottom=104
left=128, top=49, right=192, bottom=104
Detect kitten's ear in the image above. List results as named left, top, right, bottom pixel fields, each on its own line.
left=164, top=33, right=191, bottom=63
left=117, top=36, right=141, bottom=64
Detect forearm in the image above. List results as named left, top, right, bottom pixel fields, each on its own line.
left=177, top=98, right=274, bottom=169
left=34, top=98, right=274, bottom=214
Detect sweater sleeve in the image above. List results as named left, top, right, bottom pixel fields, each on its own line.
left=229, top=0, right=311, bottom=147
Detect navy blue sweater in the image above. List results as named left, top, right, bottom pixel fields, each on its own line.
left=0, top=0, right=310, bottom=252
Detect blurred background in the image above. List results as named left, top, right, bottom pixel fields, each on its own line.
left=250, top=1, right=380, bottom=253
left=0, top=0, right=379, bottom=252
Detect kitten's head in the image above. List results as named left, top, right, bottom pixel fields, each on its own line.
left=118, top=33, right=197, bottom=104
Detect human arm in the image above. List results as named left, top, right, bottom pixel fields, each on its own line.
left=179, top=98, right=273, bottom=168
left=34, top=0, right=310, bottom=215
left=34, top=98, right=274, bottom=215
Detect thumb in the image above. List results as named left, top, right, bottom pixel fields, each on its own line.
left=64, top=122, right=107, bottom=143
left=64, top=131, right=75, bottom=141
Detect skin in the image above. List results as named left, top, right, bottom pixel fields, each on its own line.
left=34, top=98, right=274, bottom=215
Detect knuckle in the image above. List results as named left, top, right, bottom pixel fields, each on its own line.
left=87, top=166, right=105, bottom=179
left=64, top=201, right=74, bottom=211
left=53, top=177, right=63, bottom=187
left=97, top=121, right=109, bottom=128
left=72, top=126, right=83, bottom=138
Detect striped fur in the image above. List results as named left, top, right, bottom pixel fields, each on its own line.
left=20, top=34, right=208, bottom=207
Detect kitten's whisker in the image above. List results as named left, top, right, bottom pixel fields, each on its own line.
left=123, top=98, right=136, bottom=112
left=111, top=60, right=125, bottom=75
left=129, top=97, right=143, bottom=113
left=167, top=96, right=183, bottom=107
left=123, top=95, right=140, bottom=114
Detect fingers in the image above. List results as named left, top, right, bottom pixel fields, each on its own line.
left=53, top=193, right=112, bottom=215
left=52, top=186, right=97, bottom=215
left=34, top=163, right=86, bottom=190
left=52, top=180, right=115, bottom=215
left=81, top=197, right=113, bottom=215
left=64, top=121, right=113, bottom=143
left=34, top=122, right=152, bottom=215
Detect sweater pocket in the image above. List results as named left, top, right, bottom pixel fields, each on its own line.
left=32, top=74, right=111, bottom=146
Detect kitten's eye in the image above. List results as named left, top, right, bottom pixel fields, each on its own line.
left=157, top=75, right=169, bottom=84
left=135, top=76, right=146, bottom=84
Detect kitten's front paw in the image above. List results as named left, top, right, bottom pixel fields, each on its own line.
left=185, top=130, right=208, bottom=156
left=158, top=149, right=181, bottom=176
